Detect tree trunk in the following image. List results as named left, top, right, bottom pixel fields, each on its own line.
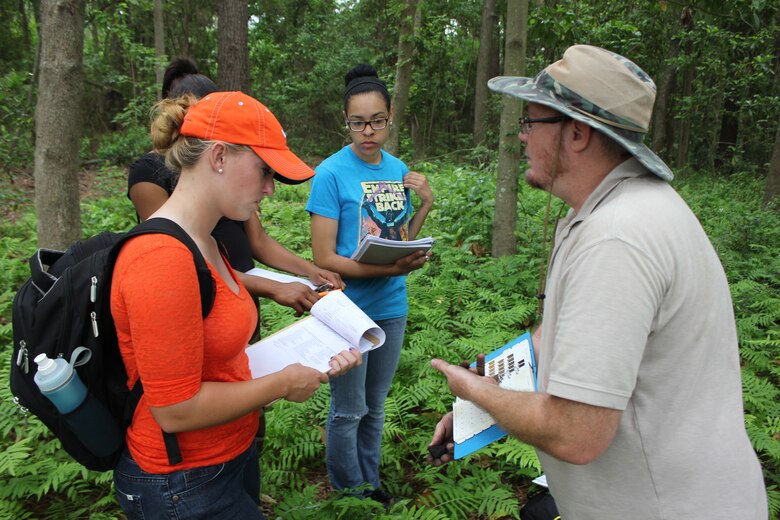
left=34, top=0, right=84, bottom=250
left=19, top=0, right=31, bottom=49
left=764, top=113, right=780, bottom=210
left=652, top=64, right=676, bottom=162
left=217, top=0, right=250, bottom=92
left=181, top=8, right=191, bottom=58
left=652, top=8, right=688, bottom=162
left=675, top=11, right=694, bottom=169
left=492, top=0, right=528, bottom=257
left=153, top=0, right=165, bottom=88
left=385, top=0, right=420, bottom=157
left=764, top=20, right=780, bottom=210
left=706, top=85, right=724, bottom=173
left=27, top=0, right=42, bottom=108
left=473, top=0, right=497, bottom=146
left=717, top=97, right=739, bottom=170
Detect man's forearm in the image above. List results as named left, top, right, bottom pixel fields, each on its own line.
left=463, top=378, right=620, bottom=465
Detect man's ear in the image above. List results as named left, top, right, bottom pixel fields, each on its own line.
left=568, top=119, right=594, bottom=153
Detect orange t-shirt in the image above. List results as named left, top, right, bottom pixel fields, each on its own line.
left=111, top=234, right=259, bottom=474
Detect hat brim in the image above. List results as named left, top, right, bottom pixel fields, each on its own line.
left=250, top=146, right=315, bottom=185
left=488, top=76, right=673, bottom=181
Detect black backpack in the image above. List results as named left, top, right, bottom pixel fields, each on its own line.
left=10, top=218, right=215, bottom=472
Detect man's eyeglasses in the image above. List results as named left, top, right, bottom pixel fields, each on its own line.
left=346, top=118, right=389, bottom=132
left=518, top=116, right=568, bottom=134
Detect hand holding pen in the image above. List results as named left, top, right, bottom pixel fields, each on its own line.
left=459, top=353, right=487, bottom=377
left=315, top=282, right=343, bottom=297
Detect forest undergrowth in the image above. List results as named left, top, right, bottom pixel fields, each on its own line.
left=0, top=160, right=777, bottom=519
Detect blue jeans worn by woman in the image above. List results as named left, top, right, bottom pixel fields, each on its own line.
left=114, top=440, right=263, bottom=520
left=326, top=316, right=407, bottom=492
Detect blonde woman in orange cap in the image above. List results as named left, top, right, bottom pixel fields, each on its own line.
left=128, top=59, right=342, bottom=321
left=110, top=91, right=362, bottom=520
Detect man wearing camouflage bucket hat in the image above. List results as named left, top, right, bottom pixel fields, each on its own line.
left=428, top=45, right=767, bottom=519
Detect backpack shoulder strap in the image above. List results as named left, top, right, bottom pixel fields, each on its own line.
left=113, top=218, right=216, bottom=466
left=118, top=218, right=215, bottom=318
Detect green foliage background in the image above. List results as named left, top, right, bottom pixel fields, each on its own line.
left=4, top=1, right=780, bottom=176
left=0, top=160, right=778, bottom=518
left=1, top=0, right=779, bottom=517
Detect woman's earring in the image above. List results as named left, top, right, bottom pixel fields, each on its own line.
left=218, top=168, right=223, bottom=174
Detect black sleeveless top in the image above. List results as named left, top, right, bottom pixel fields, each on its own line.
left=127, top=152, right=254, bottom=272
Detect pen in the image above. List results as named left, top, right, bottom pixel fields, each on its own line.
left=316, top=283, right=344, bottom=297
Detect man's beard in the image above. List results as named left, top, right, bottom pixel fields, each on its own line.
left=525, top=168, right=547, bottom=190
left=524, top=126, right=565, bottom=193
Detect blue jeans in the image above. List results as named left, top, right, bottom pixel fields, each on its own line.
left=326, top=316, right=407, bottom=492
left=114, top=440, right=263, bottom=520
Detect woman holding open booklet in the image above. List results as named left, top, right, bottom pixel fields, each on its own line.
left=305, top=63, right=434, bottom=505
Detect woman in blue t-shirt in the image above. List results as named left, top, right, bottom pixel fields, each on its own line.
left=306, top=64, right=434, bottom=503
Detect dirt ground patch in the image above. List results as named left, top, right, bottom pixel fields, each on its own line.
left=1, top=167, right=125, bottom=223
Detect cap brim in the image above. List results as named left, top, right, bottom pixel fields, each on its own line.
left=488, top=76, right=673, bottom=181
left=251, top=146, right=315, bottom=185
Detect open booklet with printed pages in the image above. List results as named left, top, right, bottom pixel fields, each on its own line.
left=245, top=290, right=386, bottom=378
left=453, top=331, right=537, bottom=459
left=351, top=235, right=434, bottom=265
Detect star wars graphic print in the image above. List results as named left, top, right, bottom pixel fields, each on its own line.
left=359, top=181, right=410, bottom=242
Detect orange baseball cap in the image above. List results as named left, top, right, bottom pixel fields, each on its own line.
left=179, top=91, right=315, bottom=184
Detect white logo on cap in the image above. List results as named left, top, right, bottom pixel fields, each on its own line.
left=238, top=101, right=244, bottom=106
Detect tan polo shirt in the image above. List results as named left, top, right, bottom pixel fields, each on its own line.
left=537, top=158, right=767, bottom=519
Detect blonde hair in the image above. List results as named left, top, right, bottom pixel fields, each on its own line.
left=149, top=94, right=250, bottom=173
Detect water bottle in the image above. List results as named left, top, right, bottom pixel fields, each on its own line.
left=33, top=352, right=123, bottom=458
left=33, top=353, right=87, bottom=414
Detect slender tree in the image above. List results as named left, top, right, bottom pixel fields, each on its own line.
left=153, top=0, right=165, bottom=88
left=675, top=9, right=695, bottom=169
left=27, top=0, right=42, bottom=108
left=764, top=12, right=780, bottom=210
left=765, top=115, right=780, bottom=210
left=491, top=0, right=528, bottom=257
left=474, top=0, right=498, bottom=146
left=386, top=0, right=420, bottom=156
left=34, top=0, right=84, bottom=250
left=652, top=7, right=689, bottom=162
left=217, top=0, right=250, bottom=92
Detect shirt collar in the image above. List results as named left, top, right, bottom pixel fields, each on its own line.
left=558, top=157, right=647, bottom=233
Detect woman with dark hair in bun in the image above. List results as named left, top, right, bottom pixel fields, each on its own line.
left=306, top=64, right=434, bottom=504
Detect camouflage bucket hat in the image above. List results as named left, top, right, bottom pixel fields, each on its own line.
left=488, top=45, right=673, bottom=181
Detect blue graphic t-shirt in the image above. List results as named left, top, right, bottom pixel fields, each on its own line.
left=306, top=145, right=411, bottom=320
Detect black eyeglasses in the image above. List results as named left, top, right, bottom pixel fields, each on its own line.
left=518, top=116, right=568, bottom=134
left=346, top=118, right=389, bottom=132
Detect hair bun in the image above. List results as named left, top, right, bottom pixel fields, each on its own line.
left=344, top=63, right=378, bottom=86
left=162, top=58, right=200, bottom=98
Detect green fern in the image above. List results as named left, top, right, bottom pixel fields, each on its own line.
left=1, top=162, right=778, bottom=517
